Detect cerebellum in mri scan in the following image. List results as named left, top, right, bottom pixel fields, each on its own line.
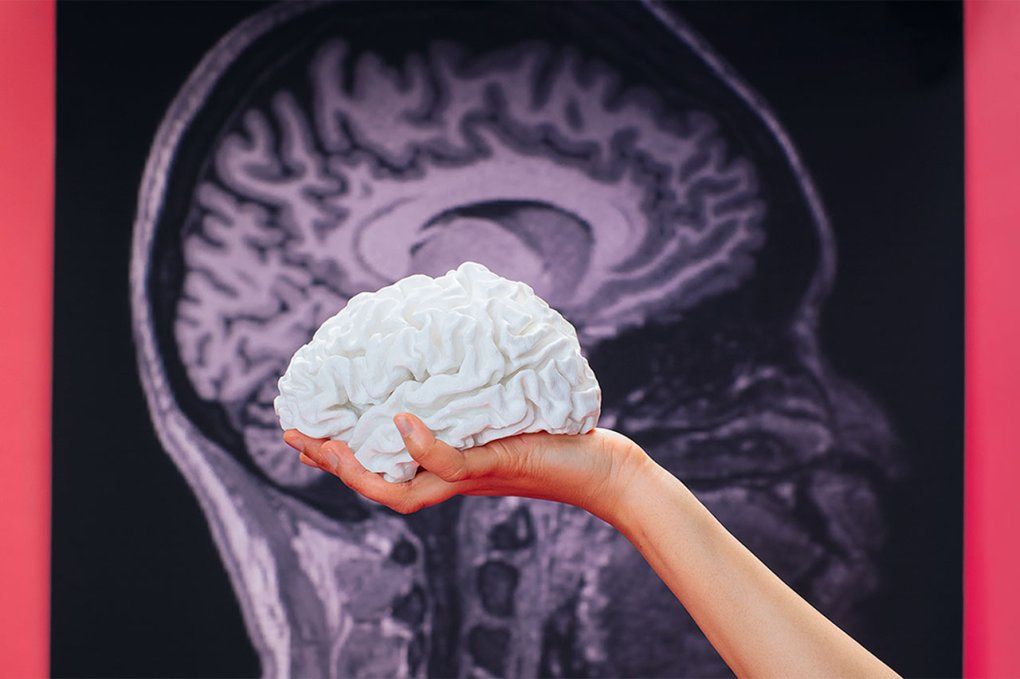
left=131, top=3, right=899, bottom=676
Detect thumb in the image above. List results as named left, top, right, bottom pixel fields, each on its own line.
left=394, top=413, right=472, bottom=482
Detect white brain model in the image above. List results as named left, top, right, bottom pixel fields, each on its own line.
left=274, top=262, right=601, bottom=482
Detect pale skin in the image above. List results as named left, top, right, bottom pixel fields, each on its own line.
left=284, top=415, right=899, bottom=679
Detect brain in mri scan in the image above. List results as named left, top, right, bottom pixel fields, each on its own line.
left=131, top=3, right=899, bottom=677
left=175, top=33, right=763, bottom=490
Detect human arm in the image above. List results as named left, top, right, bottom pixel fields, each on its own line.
left=284, top=414, right=898, bottom=678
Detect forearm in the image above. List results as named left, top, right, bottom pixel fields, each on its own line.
left=601, top=458, right=897, bottom=679
left=291, top=421, right=896, bottom=676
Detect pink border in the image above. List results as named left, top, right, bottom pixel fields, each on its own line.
left=965, top=1, right=1020, bottom=676
left=0, top=1, right=55, bottom=676
left=1, top=2, right=1017, bottom=675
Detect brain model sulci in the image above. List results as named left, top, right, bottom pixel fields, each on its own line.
left=274, top=261, right=601, bottom=482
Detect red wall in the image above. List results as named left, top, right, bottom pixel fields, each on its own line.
left=0, top=1, right=1018, bottom=676
left=965, top=1, right=1020, bottom=676
left=0, top=2, right=55, bottom=677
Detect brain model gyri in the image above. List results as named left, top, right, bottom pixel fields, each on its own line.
left=274, top=262, right=601, bottom=482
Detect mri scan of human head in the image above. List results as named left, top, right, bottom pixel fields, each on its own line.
left=130, top=2, right=899, bottom=676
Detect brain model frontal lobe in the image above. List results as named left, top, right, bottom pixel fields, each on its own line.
left=275, top=262, right=601, bottom=482
left=173, top=35, right=763, bottom=487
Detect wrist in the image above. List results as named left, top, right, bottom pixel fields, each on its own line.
left=583, top=438, right=661, bottom=526
left=598, top=449, right=698, bottom=541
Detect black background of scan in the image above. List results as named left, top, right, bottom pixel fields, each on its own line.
left=51, top=2, right=962, bottom=677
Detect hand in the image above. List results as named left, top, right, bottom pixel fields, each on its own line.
left=282, top=414, right=649, bottom=521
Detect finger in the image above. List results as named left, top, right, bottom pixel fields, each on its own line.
left=402, top=470, right=468, bottom=511
left=283, top=429, right=307, bottom=452
left=284, top=430, right=336, bottom=467
left=394, top=413, right=475, bottom=482
left=283, top=429, right=331, bottom=458
left=320, top=439, right=417, bottom=508
left=319, top=436, right=473, bottom=513
left=289, top=426, right=476, bottom=513
left=285, top=430, right=333, bottom=471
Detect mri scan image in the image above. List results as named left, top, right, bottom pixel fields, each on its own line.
left=130, top=2, right=898, bottom=676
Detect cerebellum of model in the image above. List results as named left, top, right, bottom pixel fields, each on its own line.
left=274, top=261, right=602, bottom=482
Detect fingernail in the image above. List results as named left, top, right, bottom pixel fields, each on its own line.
left=299, top=453, right=316, bottom=467
left=394, top=414, right=415, bottom=438
left=323, top=447, right=341, bottom=471
left=284, top=431, right=304, bottom=452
